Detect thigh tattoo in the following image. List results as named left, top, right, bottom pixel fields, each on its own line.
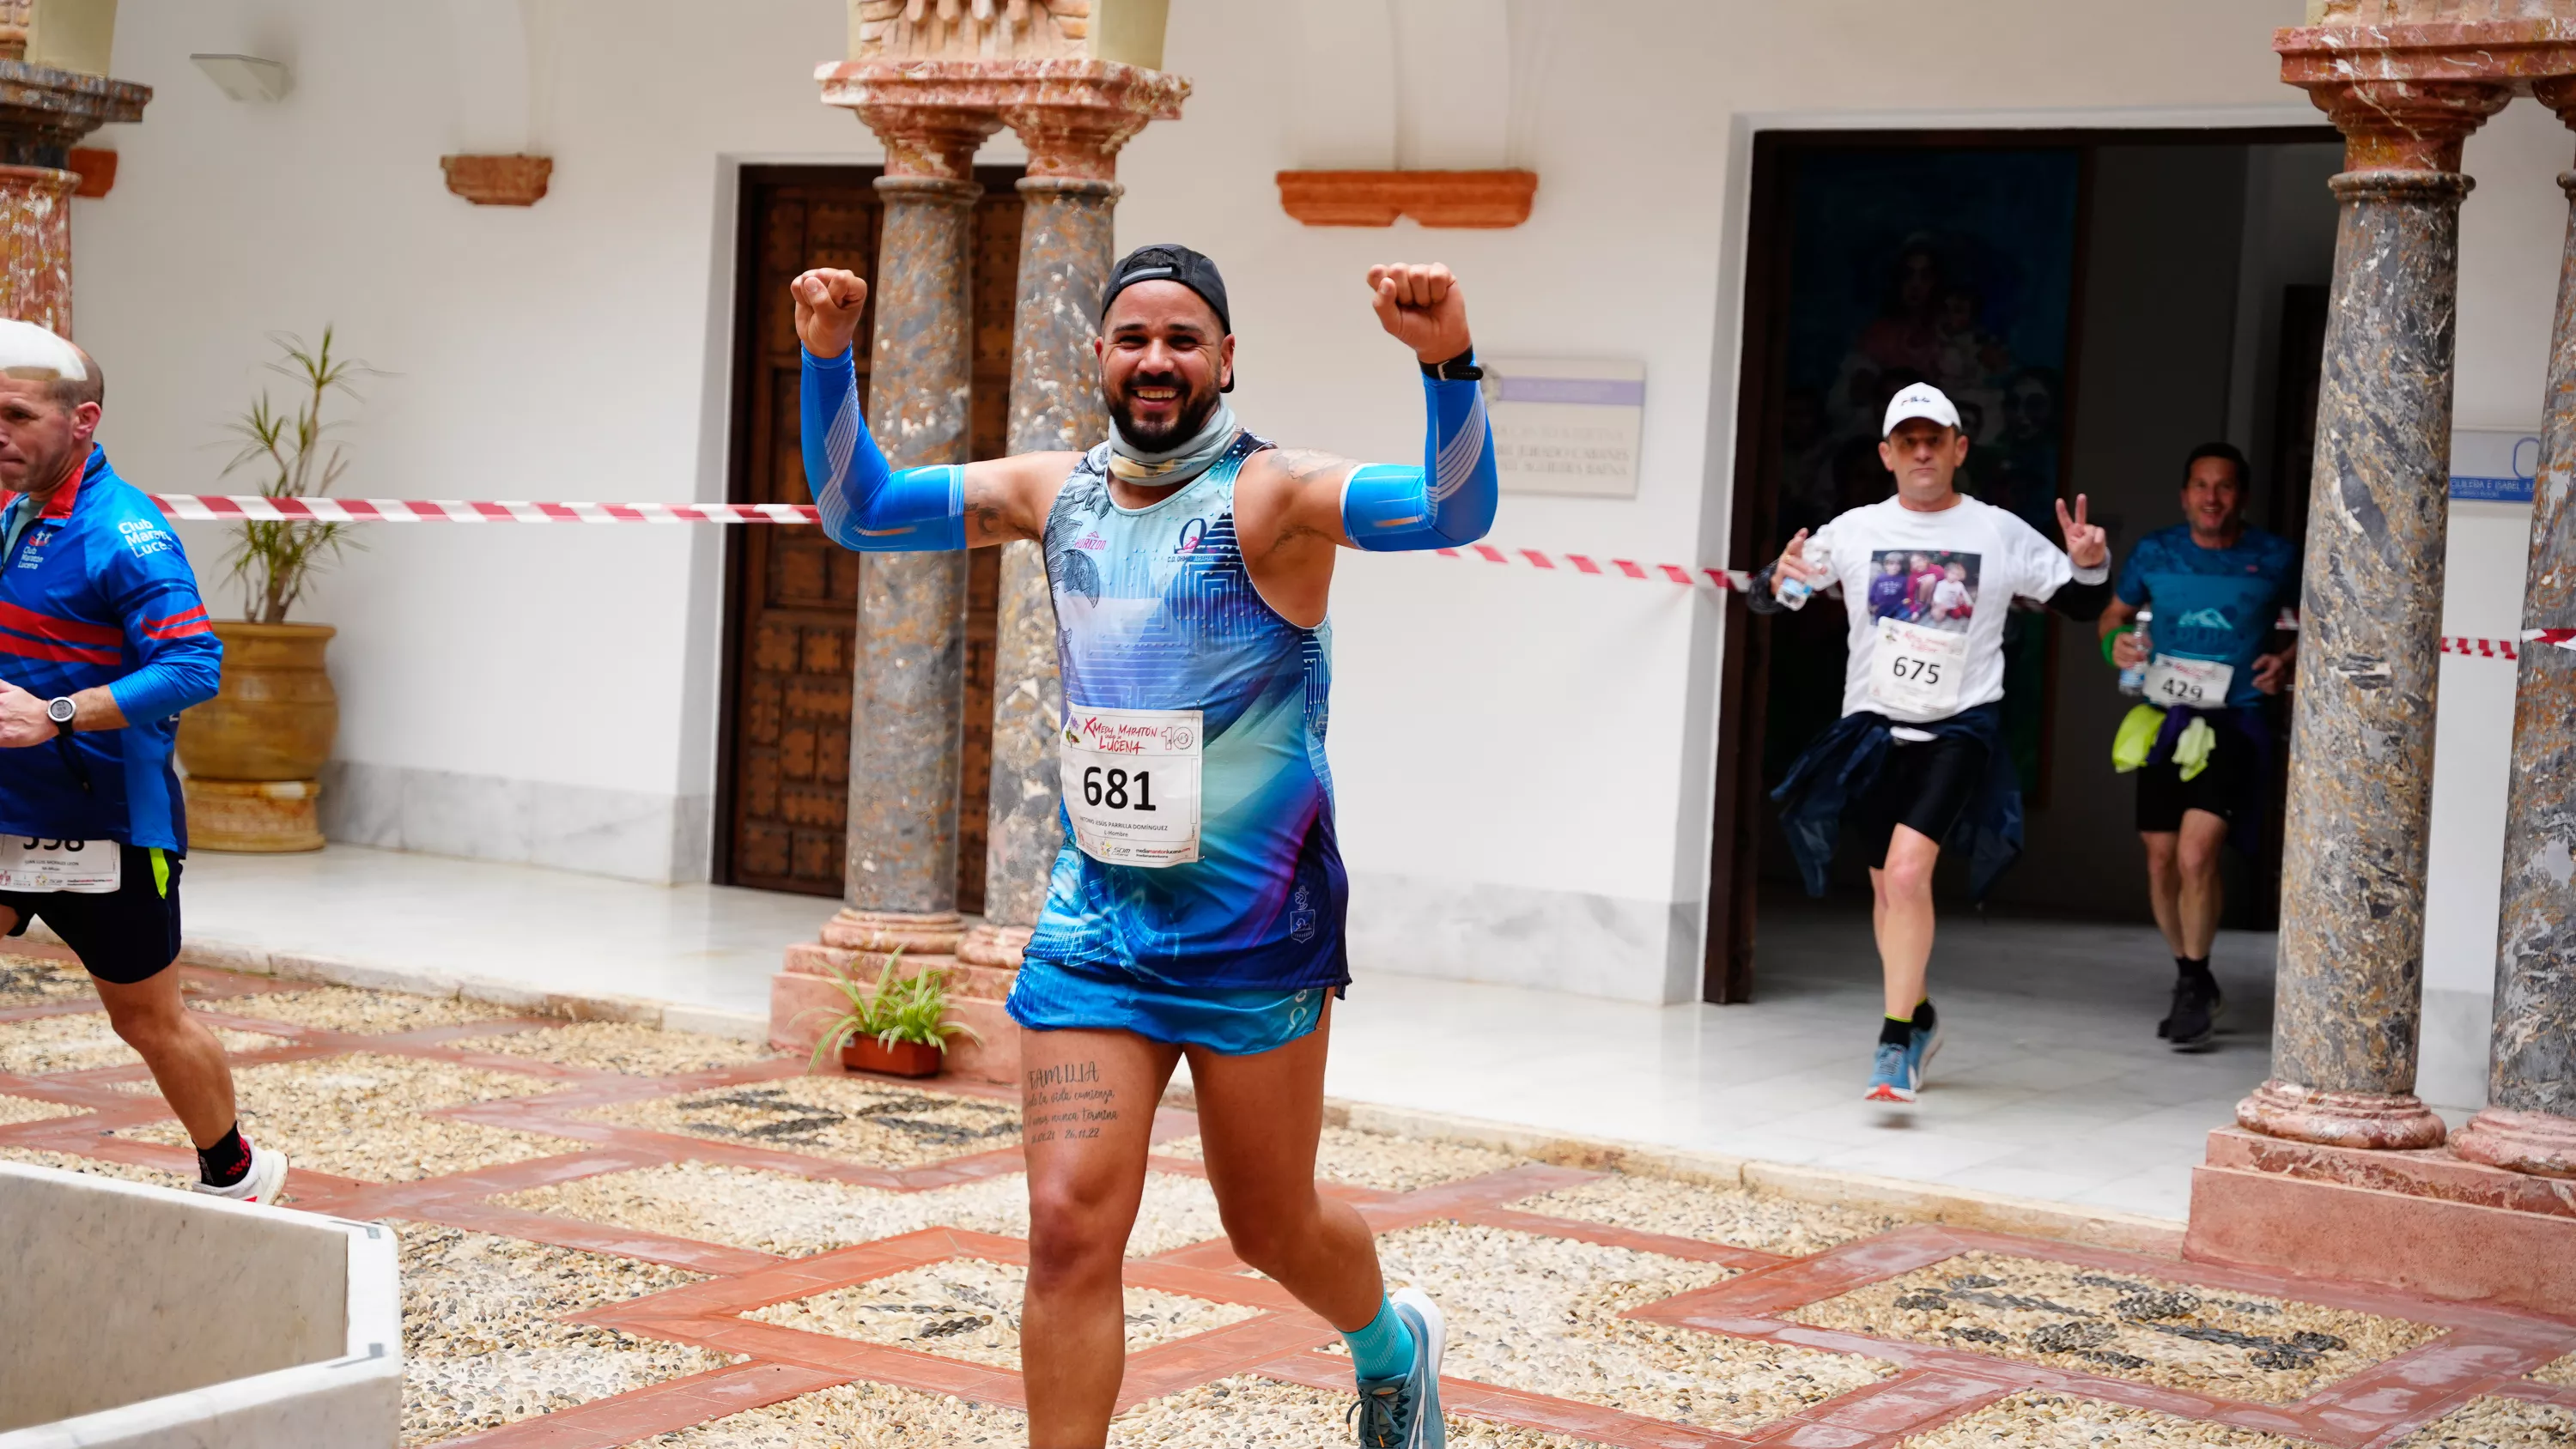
left=1023, top=1058, right=1118, bottom=1146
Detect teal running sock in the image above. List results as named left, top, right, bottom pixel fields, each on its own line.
left=1344, top=1295, right=1415, bottom=1382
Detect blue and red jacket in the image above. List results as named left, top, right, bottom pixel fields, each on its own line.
left=0, top=446, right=221, bottom=850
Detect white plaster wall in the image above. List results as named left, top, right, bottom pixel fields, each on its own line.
left=2419, top=102, right=2567, bottom=1112
left=76, top=0, right=2505, bottom=1006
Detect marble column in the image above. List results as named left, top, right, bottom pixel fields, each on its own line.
left=2453, top=82, right=2576, bottom=1181
left=828, top=106, right=999, bottom=959
left=0, top=60, right=149, bottom=335
left=959, top=92, right=1170, bottom=973
left=2238, top=79, right=2510, bottom=1152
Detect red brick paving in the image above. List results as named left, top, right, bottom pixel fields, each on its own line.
left=5, top=963, right=2573, bottom=1448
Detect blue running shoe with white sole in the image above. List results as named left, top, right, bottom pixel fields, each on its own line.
left=1351, top=1286, right=1445, bottom=1447
left=1863, top=1041, right=1917, bottom=1103
left=1907, top=1015, right=1943, bottom=1093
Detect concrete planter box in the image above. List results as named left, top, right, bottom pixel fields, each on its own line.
left=0, top=1163, right=401, bottom=1448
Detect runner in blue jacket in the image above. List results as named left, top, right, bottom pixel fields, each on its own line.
left=0, top=321, right=285, bottom=1202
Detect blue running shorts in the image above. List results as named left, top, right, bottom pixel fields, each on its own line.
left=1005, top=958, right=1335, bottom=1057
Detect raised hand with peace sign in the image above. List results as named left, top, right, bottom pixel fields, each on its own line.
left=2056, top=494, right=2108, bottom=571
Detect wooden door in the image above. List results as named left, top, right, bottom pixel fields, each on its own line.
left=719, top=166, right=1020, bottom=905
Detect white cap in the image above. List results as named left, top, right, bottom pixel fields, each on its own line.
left=0, top=319, right=83, bottom=384
left=1882, top=381, right=1959, bottom=438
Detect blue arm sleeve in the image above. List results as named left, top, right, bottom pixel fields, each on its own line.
left=1340, top=371, right=1499, bottom=552
left=96, top=521, right=222, bottom=724
left=800, top=346, right=969, bottom=552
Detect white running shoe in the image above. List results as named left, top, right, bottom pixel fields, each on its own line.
left=193, top=1142, right=288, bottom=1204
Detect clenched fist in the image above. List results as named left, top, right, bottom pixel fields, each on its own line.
left=1368, top=264, right=1473, bottom=367
left=792, top=268, right=870, bottom=361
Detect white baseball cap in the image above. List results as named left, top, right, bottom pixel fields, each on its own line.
left=1882, top=382, right=1959, bottom=438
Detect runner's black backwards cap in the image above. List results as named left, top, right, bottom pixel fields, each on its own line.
left=1101, top=244, right=1234, bottom=391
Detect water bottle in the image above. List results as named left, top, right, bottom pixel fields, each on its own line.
left=2118, top=609, right=2152, bottom=696
left=1778, top=541, right=1830, bottom=610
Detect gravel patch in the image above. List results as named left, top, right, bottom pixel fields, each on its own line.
left=586, top=1076, right=1018, bottom=1168
left=0, top=1144, right=172, bottom=1185
left=1369, top=1221, right=1889, bottom=1429
left=396, top=1222, right=736, bottom=1447
left=2531, top=1353, right=2576, bottom=1387
left=119, top=1052, right=567, bottom=1182
left=631, top=1379, right=1026, bottom=1447
left=745, top=1256, right=1258, bottom=1370
left=451, top=1021, right=781, bottom=1078
left=1790, top=1250, right=2441, bottom=1404
left=1108, top=1374, right=1613, bottom=1447
left=1901, top=1391, right=2311, bottom=1449
left=1, top=1013, right=285, bottom=1076
left=196, top=985, right=516, bottom=1036
left=1156, top=1125, right=1522, bottom=1194
left=1509, top=1173, right=1897, bottom=1256
left=0, top=954, right=89, bottom=1007
left=500, top=1161, right=1226, bottom=1258
left=2393, top=1395, right=2576, bottom=1449
left=0, top=1091, right=81, bottom=1125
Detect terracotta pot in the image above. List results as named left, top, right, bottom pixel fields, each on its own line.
left=841, top=1037, right=945, bottom=1079
left=177, top=622, right=339, bottom=782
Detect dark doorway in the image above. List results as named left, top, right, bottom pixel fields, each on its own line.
left=1705, top=128, right=2339, bottom=1003
left=716, top=165, right=1023, bottom=905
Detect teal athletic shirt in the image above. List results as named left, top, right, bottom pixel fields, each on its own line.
left=2112, top=524, right=2298, bottom=709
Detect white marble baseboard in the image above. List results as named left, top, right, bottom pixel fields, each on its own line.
left=1345, top=867, right=1697, bottom=1004
left=2416, top=985, right=2494, bottom=1115
left=316, top=761, right=713, bottom=885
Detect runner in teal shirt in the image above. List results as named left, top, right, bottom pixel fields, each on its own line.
left=2099, top=443, right=2298, bottom=1051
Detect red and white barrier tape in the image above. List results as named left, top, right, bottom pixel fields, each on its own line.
left=151, top=495, right=818, bottom=524
left=145, top=496, right=2576, bottom=663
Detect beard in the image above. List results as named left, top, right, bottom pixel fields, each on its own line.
left=1105, top=372, right=1221, bottom=452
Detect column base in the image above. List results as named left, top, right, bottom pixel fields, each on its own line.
left=2449, top=1106, right=2576, bottom=1179
left=2233, top=1078, right=2448, bottom=1150
left=820, top=909, right=966, bottom=955
left=182, top=778, right=325, bottom=852
left=957, top=923, right=1030, bottom=970
left=2186, top=1126, right=2576, bottom=1314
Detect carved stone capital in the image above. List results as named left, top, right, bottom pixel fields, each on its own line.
left=850, top=102, right=1003, bottom=181
left=2537, top=75, right=2576, bottom=132
left=2300, top=78, right=2509, bottom=173
left=2236, top=1078, right=2449, bottom=1151
left=823, top=58, right=1185, bottom=182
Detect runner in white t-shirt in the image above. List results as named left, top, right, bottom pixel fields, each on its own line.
left=1753, top=382, right=2111, bottom=1104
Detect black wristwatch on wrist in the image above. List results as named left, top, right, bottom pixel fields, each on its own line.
left=46, top=696, right=74, bottom=737
left=1421, top=348, right=1482, bottom=383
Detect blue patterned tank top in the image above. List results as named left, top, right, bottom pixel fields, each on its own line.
left=1020, top=432, right=1351, bottom=991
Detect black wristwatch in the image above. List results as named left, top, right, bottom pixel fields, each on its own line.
left=1421, top=349, right=1482, bottom=383
left=46, top=696, right=74, bottom=737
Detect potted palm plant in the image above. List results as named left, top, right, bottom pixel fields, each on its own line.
left=800, top=949, right=984, bottom=1078
left=175, top=330, right=370, bottom=852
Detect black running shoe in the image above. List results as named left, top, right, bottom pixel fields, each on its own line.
left=2168, top=975, right=2221, bottom=1051
left=2156, top=979, right=2179, bottom=1040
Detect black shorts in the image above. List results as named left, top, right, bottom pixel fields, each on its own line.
left=1857, top=734, right=1986, bottom=868
left=2136, top=742, right=2259, bottom=834
left=0, top=843, right=185, bottom=985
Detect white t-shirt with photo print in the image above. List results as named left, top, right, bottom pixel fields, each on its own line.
left=1805, top=494, right=2101, bottom=724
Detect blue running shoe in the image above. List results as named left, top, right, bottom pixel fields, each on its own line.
left=1350, top=1286, right=1445, bottom=1447
left=1907, top=1014, right=1944, bottom=1093
left=1864, top=1040, right=1917, bottom=1103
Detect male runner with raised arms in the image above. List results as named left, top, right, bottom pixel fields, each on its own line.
left=2098, top=444, right=2296, bottom=1049
left=0, top=321, right=283, bottom=1201
left=1755, top=382, right=2110, bottom=1104
left=792, top=245, right=1495, bottom=1449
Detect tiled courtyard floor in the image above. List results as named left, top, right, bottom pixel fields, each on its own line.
left=4, top=953, right=2573, bottom=1449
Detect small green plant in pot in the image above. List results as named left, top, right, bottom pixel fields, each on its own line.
left=800, top=949, right=982, bottom=1079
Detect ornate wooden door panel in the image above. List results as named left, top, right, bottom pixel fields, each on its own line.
left=720, top=167, right=1020, bottom=904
